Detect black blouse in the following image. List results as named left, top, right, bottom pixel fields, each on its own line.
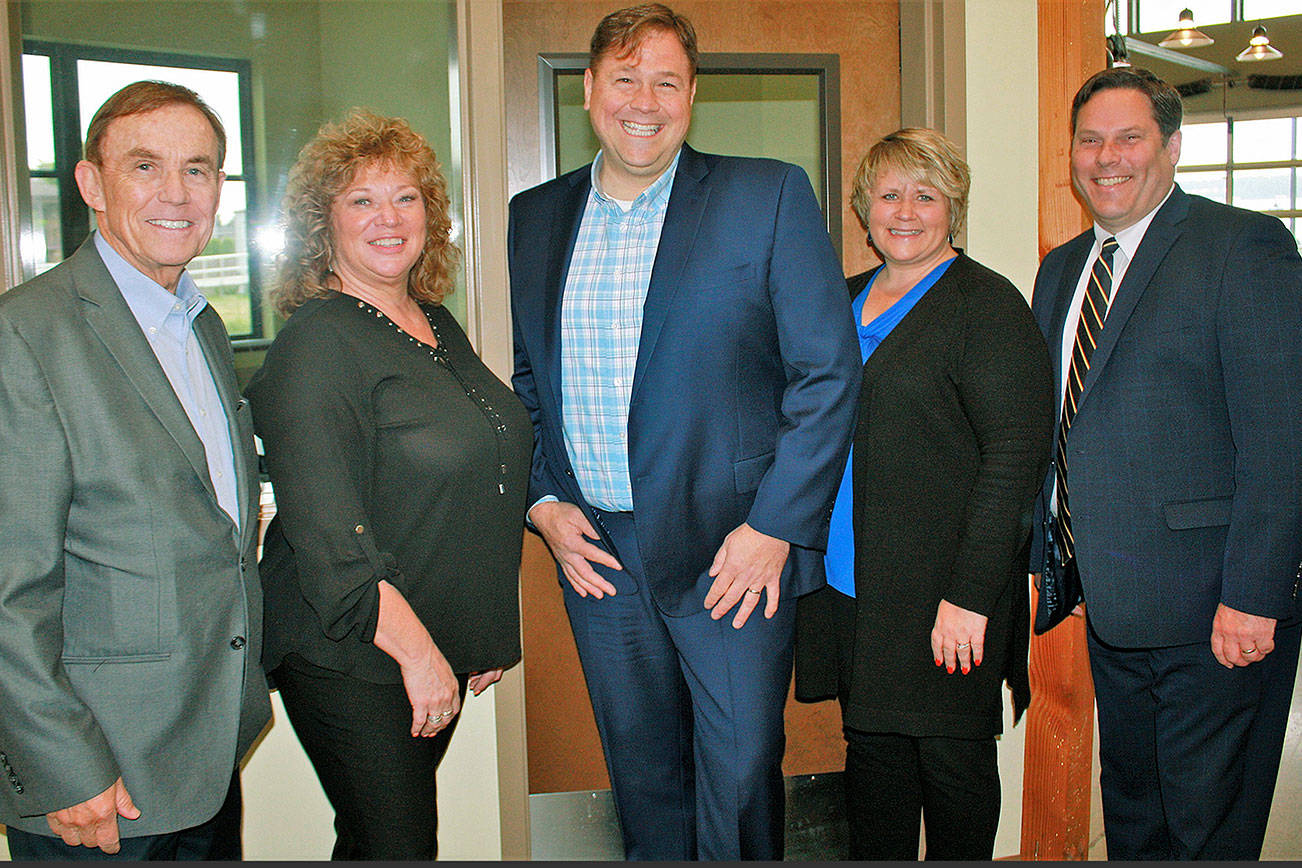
left=246, top=293, right=532, bottom=681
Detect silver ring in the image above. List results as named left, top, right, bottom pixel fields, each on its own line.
left=956, top=642, right=971, bottom=649
left=1243, top=646, right=1259, bottom=654
left=745, top=588, right=761, bottom=595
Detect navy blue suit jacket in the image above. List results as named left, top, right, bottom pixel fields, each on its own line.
left=509, top=145, right=861, bottom=616
left=1030, top=185, right=1302, bottom=647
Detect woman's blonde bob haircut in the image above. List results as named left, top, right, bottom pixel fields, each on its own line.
left=850, top=127, right=971, bottom=239
left=273, top=109, right=460, bottom=316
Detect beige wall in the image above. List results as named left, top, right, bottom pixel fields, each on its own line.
left=961, top=2, right=1039, bottom=855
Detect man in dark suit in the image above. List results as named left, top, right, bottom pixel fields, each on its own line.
left=0, top=81, right=270, bottom=860
left=509, top=4, right=859, bottom=859
left=1031, top=67, right=1302, bottom=859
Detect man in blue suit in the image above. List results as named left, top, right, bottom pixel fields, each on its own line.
left=509, top=3, right=859, bottom=859
left=1031, top=67, right=1302, bottom=859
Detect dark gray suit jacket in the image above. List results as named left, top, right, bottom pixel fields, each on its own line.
left=0, top=239, right=271, bottom=836
left=1030, top=186, right=1302, bottom=647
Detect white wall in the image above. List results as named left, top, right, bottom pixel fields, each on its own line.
left=962, top=0, right=1039, bottom=858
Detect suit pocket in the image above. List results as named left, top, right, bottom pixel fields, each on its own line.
left=1163, top=496, right=1233, bottom=530
left=734, top=451, right=774, bottom=494
left=61, top=555, right=168, bottom=659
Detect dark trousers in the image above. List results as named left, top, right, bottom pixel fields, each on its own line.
left=1087, top=617, right=1302, bottom=859
left=5, top=769, right=241, bottom=861
left=272, top=654, right=468, bottom=860
left=842, top=727, right=999, bottom=861
left=562, top=509, right=794, bottom=861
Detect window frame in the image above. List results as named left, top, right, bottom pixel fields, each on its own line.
left=1179, top=108, right=1302, bottom=234
left=21, top=40, right=264, bottom=339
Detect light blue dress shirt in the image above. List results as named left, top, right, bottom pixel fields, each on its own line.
left=94, top=232, right=240, bottom=526
left=557, top=150, right=680, bottom=512
left=824, top=256, right=956, bottom=597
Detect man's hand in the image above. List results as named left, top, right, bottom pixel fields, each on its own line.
left=530, top=500, right=621, bottom=598
left=704, top=523, right=790, bottom=628
left=1211, top=602, right=1277, bottom=669
left=45, top=777, right=140, bottom=854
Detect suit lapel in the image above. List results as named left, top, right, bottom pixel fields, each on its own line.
left=544, top=171, right=593, bottom=417
left=1078, top=187, right=1188, bottom=408
left=71, top=241, right=218, bottom=510
left=1046, top=232, right=1093, bottom=403
left=631, top=145, right=709, bottom=405
left=194, top=306, right=248, bottom=539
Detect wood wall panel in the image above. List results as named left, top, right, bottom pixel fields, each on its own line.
left=1022, top=0, right=1104, bottom=858
left=505, top=0, right=899, bottom=795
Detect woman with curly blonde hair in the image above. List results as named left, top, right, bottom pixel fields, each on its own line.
left=246, top=110, right=532, bottom=859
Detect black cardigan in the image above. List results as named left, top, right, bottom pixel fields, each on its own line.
left=795, top=253, right=1055, bottom=737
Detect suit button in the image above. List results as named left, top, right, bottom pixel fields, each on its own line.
left=230, top=636, right=247, bottom=650
left=240, top=558, right=248, bottom=571
left=565, top=469, right=575, bottom=478
left=12, top=783, right=22, bottom=794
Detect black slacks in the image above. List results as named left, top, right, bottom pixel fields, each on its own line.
left=1087, top=616, right=1302, bottom=859
left=842, top=728, right=1000, bottom=860
left=5, top=769, right=242, bottom=861
left=272, top=653, right=468, bottom=861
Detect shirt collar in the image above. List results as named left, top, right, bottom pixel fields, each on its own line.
left=1093, top=182, right=1175, bottom=261
left=589, top=147, right=682, bottom=210
left=95, top=231, right=208, bottom=334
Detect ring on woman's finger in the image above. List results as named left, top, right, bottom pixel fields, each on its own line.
left=1242, top=646, right=1259, bottom=654
left=956, top=641, right=970, bottom=649
left=745, top=588, right=761, bottom=595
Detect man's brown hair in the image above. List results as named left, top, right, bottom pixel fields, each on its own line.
left=589, top=3, right=699, bottom=77
left=84, top=80, right=227, bottom=168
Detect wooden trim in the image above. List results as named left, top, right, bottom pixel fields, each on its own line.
left=0, top=3, right=26, bottom=289
left=1022, top=0, right=1104, bottom=860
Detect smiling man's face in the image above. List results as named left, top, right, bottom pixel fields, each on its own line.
left=1070, top=86, right=1180, bottom=234
left=584, top=27, right=696, bottom=201
left=74, top=102, right=224, bottom=292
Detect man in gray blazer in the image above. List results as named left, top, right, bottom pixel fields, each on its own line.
left=0, top=81, right=270, bottom=860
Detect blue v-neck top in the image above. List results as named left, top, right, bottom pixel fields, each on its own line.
left=824, top=256, right=956, bottom=597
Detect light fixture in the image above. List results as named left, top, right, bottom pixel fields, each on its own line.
left=1107, top=33, right=1131, bottom=67
left=1237, top=24, right=1283, bottom=62
left=1158, top=9, right=1214, bottom=49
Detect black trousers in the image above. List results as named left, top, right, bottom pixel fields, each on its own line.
left=272, top=654, right=468, bottom=861
left=5, top=769, right=242, bottom=861
left=843, top=728, right=1000, bottom=861
left=1087, top=617, right=1302, bottom=859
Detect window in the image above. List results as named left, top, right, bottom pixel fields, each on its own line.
left=22, top=42, right=262, bottom=339
left=1178, top=114, right=1302, bottom=247
left=1108, top=0, right=1302, bottom=34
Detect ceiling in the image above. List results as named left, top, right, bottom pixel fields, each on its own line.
left=1121, top=13, right=1302, bottom=115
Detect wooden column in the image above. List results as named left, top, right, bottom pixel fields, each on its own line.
left=1021, top=0, right=1105, bottom=860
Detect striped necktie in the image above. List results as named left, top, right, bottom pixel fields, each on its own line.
left=1054, top=236, right=1119, bottom=563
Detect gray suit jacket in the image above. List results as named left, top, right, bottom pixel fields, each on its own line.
left=0, top=239, right=271, bottom=836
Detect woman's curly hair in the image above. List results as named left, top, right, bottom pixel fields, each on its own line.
left=273, top=109, right=460, bottom=316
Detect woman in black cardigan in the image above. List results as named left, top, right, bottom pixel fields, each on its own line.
left=795, top=128, right=1055, bottom=859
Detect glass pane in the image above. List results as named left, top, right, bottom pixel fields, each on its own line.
left=28, top=176, right=62, bottom=274
left=22, top=54, right=56, bottom=171
left=1177, top=169, right=1227, bottom=203
left=557, top=69, right=826, bottom=207
left=1232, top=167, right=1292, bottom=211
left=1179, top=121, right=1227, bottom=167
left=1233, top=117, right=1293, bottom=164
left=194, top=180, right=251, bottom=336
left=22, top=0, right=463, bottom=344
left=77, top=60, right=245, bottom=174
left=1137, top=0, right=1230, bottom=33
left=1243, top=0, right=1302, bottom=17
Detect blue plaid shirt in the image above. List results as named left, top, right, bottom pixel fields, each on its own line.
left=558, top=150, right=680, bottom=511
